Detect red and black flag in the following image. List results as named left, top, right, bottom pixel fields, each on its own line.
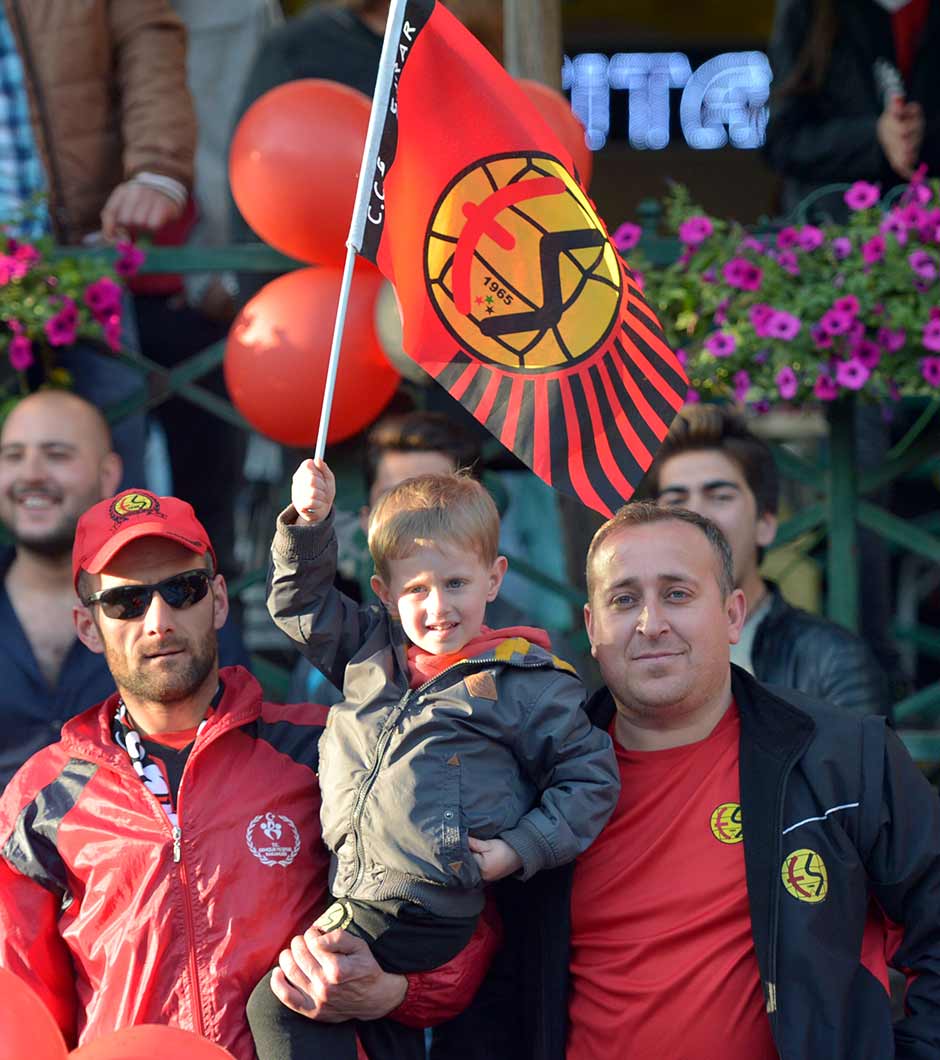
left=358, top=0, right=686, bottom=516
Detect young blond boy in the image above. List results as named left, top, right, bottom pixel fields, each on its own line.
left=250, top=458, right=618, bottom=1060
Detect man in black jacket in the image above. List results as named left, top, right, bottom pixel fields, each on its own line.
left=432, top=502, right=940, bottom=1060
left=643, top=403, right=889, bottom=717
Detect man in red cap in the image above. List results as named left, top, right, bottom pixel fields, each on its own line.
left=0, top=488, right=495, bottom=1057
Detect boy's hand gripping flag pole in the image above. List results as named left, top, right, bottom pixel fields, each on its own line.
left=317, top=0, right=686, bottom=512
left=314, top=0, right=409, bottom=460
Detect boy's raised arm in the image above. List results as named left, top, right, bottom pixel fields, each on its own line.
left=267, top=458, right=375, bottom=686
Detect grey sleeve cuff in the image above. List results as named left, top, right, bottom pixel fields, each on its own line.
left=272, top=507, right=335, bottom=563
left=499, top=817, right=556, bottom=882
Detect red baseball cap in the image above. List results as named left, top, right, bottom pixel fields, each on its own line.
left=73, top=489, right=217, bottom=593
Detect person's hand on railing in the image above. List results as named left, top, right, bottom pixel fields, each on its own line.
left=292, top=457, right=335, bottom=525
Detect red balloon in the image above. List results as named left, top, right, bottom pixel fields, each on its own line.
left=224, top=265, right=400, bottom=447
left=229, top=80, right=371, bottom=267
left=0, top=969, right=67, bottom=1060
left=516, top=79, right=593, bottom=188
left=69, top=1025, right=234, bottom=1060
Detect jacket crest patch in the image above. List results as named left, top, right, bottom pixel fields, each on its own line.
left=246, top=812, right=301, bottom=867
left=464, top=671, right=498, bottom=700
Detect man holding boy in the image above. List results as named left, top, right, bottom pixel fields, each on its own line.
left=0, top=488, right=495, bottom=1055
left=434, top=502, right=940, bottom=1059
left=256, top=458, right=617, bottom=1058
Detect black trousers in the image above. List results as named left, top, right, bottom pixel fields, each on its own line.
left=247, top=898, right=477, bottom=1060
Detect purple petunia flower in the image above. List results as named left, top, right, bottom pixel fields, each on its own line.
left=811, top=322, right=834, bottom=349
left=797, top=225, right=824, bottom=251
left=776, top=366, right=798, bottom=400
left=833, top=295, right=860, bottom=317
left=751, top=399, right=772, bottom=415
left=776, top=250, right=800, bottom=276
left=749, top=303, right=775, bottom=337
left=921, top=357, right=940, bottom=387
left=880, top=212, right=909, bottom=245
left=814, top=372, right=840, bottom=401
left=878, top=326, right=906, bottom=353
left=853, top=339, right=881, bottom=370
left=844, top=181, right=880, bottom=211
left=685, top=388, right=701, bottom=405
left=723, top=257, right=763, bottom=292
left=739, top=236, right=767, bottom=254
left=820, top=308, right=854, bottom=336
left=733, top=370, right=751, bottom=401
left=861, top=235, right=886, bottom=265
left=704, top=331, right=737, bottom=358
left=714, top=298, right=730, bottom=325
left=613, top=222, right=642, bottom=252
left=675, top=348, right=688, bottom=367
left=836, top=357, right=871, bottom=390
left=679, top=216, right=713, bottom=246
left=115, top=241, right=145, bottom=278
left=701, top=267, right=718, bottom=284
left=103, top=313, right=123, bottom=352
left=7, top=335, right=32, bottom=371
left=776, top=227, right=799, bottom=249
left=831, top=237, right=852, bottom=260
left=847, top=319, right=865, bottom=346
left=922, top=319, right=940, bottom=353
left=767, top=310, right=801, bottom=341
left=899, top=203, right=928, bottom=229
left=44, top=309, right=78, bottom=348
left=909, top=250, right=938, bottom=283
left=84, top=277, right=123, bottom=322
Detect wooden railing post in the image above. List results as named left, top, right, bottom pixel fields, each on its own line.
left=502, top=0, right=562, bottom=87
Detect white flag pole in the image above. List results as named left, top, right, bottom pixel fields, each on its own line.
left=314, top=0, right=410, bottom=460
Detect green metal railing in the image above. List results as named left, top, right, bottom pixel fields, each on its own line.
left=53, top=217, right=940, bottom=759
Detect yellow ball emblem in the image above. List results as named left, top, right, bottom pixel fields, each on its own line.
left=424, top=153, right=623, bottom=373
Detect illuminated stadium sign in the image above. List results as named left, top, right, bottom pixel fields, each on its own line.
left=563, top=52, right=772, bottom=151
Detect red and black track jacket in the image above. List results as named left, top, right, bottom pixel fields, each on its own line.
left=0, top=666, right=494, bottom=1058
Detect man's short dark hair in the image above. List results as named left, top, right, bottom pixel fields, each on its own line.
left=364, top=412, right=482, bottom=493
left=586, top=500, right=735, bottom=600
left=644, top=405, right=779, bottom=516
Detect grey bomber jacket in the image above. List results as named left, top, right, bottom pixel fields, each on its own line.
left=268, top=508, right=620, bottom=918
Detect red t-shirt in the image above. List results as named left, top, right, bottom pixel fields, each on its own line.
left=567, top=702, right=777, bottom=1060
left=892, top=0, right=929, bottom=81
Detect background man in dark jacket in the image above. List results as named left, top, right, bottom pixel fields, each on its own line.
left=643, top=403, right=890, bottom=717
left=433, top=502, right=940, bottom=1059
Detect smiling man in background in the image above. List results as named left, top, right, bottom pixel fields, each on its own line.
left=0, top=391, right=123, bottom=789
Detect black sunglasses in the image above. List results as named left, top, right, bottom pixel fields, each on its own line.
left=83, top=569, right=212, bottom=620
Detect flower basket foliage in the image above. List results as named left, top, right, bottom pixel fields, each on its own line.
left=614, top=172, right=940, bottom=411
left=0, top=226, right=142, bottom=410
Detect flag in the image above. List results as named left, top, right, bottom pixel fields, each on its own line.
left=357, top=0, right=686, bottom=516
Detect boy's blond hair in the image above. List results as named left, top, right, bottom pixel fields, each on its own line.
left=368, top=473, right=500, bottom=582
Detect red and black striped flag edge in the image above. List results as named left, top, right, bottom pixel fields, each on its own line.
left=359, top=0, right=686, bottom=516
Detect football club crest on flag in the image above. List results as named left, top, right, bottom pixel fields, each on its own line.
left=355, top=0, right=686, bottom=515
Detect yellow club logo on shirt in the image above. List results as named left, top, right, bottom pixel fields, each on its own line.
left=710, top=802, right=744, bottom=844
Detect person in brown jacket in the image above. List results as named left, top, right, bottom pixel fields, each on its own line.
left=2, top=0, right=195, bottom=243
left=1, top=0, right=196, bottom=489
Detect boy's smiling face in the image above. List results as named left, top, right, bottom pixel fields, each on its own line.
left=372, top=542, right=507, bottom=655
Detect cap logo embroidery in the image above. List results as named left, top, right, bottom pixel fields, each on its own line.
left=110, top=491, right=164, bottom=524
